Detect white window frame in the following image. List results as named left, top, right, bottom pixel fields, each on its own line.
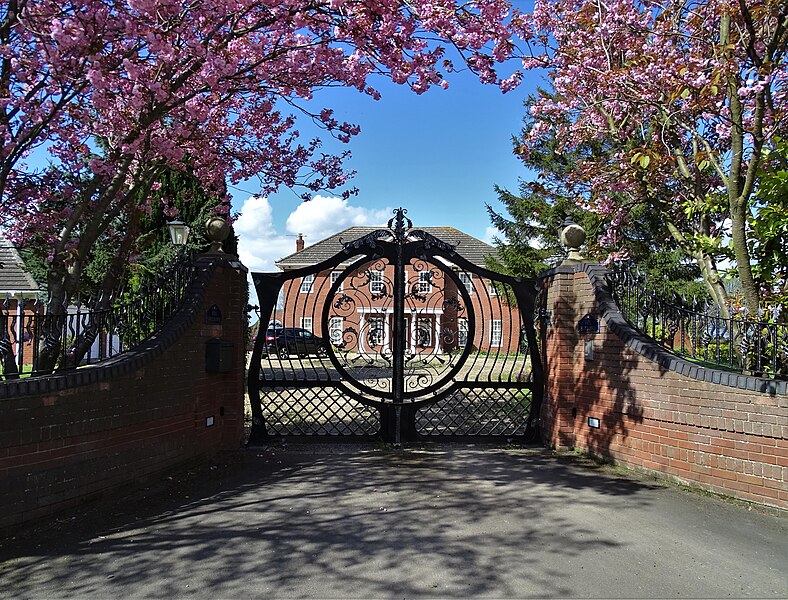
left=300, top=274, right=314, bottom=293
left=330, top=271, right=343, bottom=291
left=490, top=319, right=502, bottom=347
left=369, top=270, right=384, bottom=295
left=329, top=317, right=343, bottom=345
left=300, top=317, right=313, bottom=333
left=488, top=279, right=498, bottom=296
left=459, top=272, right=473, bottom=294
left=418, top=270, right=432, bottom=294
left=458, top=318, right=468, bottom=348
left=368, top=316, right=384, bottom=346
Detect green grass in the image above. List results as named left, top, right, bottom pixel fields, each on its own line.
left=0, top=367, right=33, bottom=379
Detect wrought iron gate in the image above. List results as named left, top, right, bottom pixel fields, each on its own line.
left=247, top=209, right=543, bottom=444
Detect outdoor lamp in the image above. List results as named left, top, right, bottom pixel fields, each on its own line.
left=167, top=220, right=190, bottom=246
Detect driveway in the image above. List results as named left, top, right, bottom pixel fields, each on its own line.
left=1, top=445, right=785, bottom=598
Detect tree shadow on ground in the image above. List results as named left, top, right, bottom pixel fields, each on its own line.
left=0, top=446, right=665, bottom=599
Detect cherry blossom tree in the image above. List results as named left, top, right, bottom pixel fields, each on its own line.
left=487, top=92, right=704, bottom=289
left=1, top=0, right=522, bottom=371
left=515, top=0, right=787, bottom=318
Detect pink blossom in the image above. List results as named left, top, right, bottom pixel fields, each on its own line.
left=512, top=0, right=786, bottom=268
left=2, top=0, right=526, bottom=308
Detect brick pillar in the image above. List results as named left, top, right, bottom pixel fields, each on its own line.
left=193, top=254, right=247, bottom=451
left=541, top=267, right=578, bottom=448
left=540, top=263, right=604, bottom=450
left=217, top=256, right=247, bottom=450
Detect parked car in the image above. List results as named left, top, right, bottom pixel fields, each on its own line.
left=261, top=327, right=328, bottom=359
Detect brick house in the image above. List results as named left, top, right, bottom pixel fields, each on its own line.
left=0, top=235, right=42, bottom=368
left=273, top=227, right=522, bottom=355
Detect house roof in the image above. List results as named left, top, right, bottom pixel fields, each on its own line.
left=0, top=234, right=41, bottom=296
left=275, top=226, right=497, bottom=270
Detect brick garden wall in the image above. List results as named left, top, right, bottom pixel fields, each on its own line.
left=541, top=263, right=787, bottom=509
left=0, top=255, right=246, bottom=531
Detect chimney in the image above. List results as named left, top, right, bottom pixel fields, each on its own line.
left=296, top=233, right=304, bottom=252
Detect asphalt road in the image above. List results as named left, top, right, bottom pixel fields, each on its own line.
left=1, top=445, right=786, bottom=599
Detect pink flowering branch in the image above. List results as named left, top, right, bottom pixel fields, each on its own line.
left=1, top=0, right=526, bottom=372
left=515, top=0, right=787, bottom=316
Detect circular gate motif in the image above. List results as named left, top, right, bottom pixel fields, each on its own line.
left=248, top=207, right=543, bottom=444
left=322, top=254, right=474, bottom=406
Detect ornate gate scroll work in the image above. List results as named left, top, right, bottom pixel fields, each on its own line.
left=247, top=208, right=544, bottom=444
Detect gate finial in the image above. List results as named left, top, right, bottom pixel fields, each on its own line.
left=560, top=218, right=586, bottom=263
left=205, top=216, right=230, bottom=253
left=387, top=207, right=412, bottom=243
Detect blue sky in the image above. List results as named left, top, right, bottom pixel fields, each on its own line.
left=233, top=64, right=544, bottom=277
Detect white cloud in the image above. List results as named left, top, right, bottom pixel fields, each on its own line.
left=482, top=225, right=545, bottom=250
left=483, top=226, right=504, bottom=245
left=235, top=194, right=392, bottom=307
left=285, top=195, right=391, bottom=244
left=234, top=196, right=294, bottom=273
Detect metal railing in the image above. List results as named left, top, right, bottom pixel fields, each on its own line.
left=1, top=256, right=195, bottom=380
left=607, top=263, right=787, bottom=380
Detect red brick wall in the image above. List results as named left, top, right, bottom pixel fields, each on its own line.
left=0, top=255, right=246, bottom=530
left=541, top=264, right=787, bottom=509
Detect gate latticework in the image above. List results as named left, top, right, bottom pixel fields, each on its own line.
left=247, top=208, right=543, bottom=444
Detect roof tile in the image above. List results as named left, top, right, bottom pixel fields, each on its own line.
left=0, top=235, right=40, bottom=295
left=275, top=226, right=496, bottom=269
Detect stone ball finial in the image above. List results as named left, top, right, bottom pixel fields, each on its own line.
left=560, top=219, right=586, bottom=263
left=205, top=216, right=230, bottom=253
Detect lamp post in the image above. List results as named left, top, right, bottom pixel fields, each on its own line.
left=166, top=220, right=191, bottom=291
left=167, top=220, right=190, bottom=246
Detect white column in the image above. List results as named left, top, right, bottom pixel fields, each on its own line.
left=433, top=313, right=442, bottom=355
left=410, top=313, right=417, bottom=354
left=15, top=298, right=23, bottom=367
left=358, top=313, right=366, bottom=355
left=384, top=311, right=391, bottom=352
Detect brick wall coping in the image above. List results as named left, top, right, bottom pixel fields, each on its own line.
left=0, top=254, right=246, bottom=400
left=540, top=262, right=786, bottom=397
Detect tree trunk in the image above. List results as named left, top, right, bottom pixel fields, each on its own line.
left=35, top=265, right=69, bottom=374
left=722, top=11, right=761, bottom=317
left=696, top=252, right=731, bottom=319
left=60, top=213, right=142, bottom=369
left=728, top=198, right=759, bottom=315
left=663, top=217, right=731, bottom=318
